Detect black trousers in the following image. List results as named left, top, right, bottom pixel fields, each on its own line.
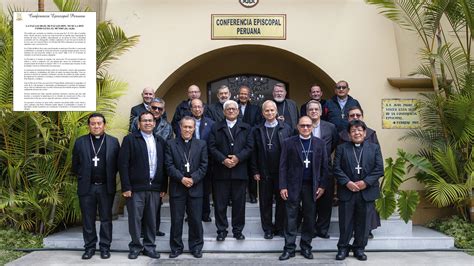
left=315, top=177, right=334, bottom=235
left=259, top=176, right=285, bottom=234
left=248, top=168, right=258, bottom=199
left=337, top=192, right=373, bottom=251
left=284, top=182, right=316, bottom=252
left=170, top=195, right=204, bottom=253
left=79, top=184, right=115, bottom=250
left=127, top=191, right=160, bottom=253
left=214, top=179, right=247, bottom=234
left=202, top=168, right=213, bottom=219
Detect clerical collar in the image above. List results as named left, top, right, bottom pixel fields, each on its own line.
left=299, top=135, right=312, bottom=140
left=226, top=119, right=237, bottom=128
left=90, top=133, right=104, bottom=139
left=182, top=137, right=192, bottom=143
left=265, top=120, right=278, bottom=128
left=353, top=142, right=363, bottom=147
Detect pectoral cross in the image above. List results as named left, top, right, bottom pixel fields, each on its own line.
left=267, top=142, right=273, bottom=149
left=341, top=113, right=345, bottom=119
left=303, top=158, right=310, bottom=168
left=355, top=164, right=362, bottom=175
left=92, top=156, right=100, bottom=167
left=185, top=162, right=190, bottom=173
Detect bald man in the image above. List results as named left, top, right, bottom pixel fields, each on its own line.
left=172, top=85, right=209, bottom=136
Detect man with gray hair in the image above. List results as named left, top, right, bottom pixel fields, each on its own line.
left=209, top=100, right=254, bottom=241
left=131, top=98, right=173, bottom=141
left=208, top=85, right=231, bottom=122
left=272, top=83, right=299, bottom=129
left=129, top=87, right=167, bottom=132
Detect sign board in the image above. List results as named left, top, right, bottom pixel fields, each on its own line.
left=13, top=12, right=96, bottom=111
left=211, top=14, right=286, bottom=40
left=382, top=99, right=420, bottom=129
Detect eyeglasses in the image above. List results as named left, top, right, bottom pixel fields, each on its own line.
left=225, top=107, right=238, bottom=111
left=349, top=113, right=362, bottom=118
left=336, top=86, right=348, bottom=90
left=150, top=106, right=163, bottom=111
left=298, top=124, right=313, bottom=128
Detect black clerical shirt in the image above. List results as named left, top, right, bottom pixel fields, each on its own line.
left=90, top=134, right=107, bottom=184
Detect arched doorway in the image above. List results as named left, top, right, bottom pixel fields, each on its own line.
left=157, top=44, right=335, bottom=118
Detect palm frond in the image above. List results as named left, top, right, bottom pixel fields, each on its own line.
left=53, top=0, right=90, bottom=12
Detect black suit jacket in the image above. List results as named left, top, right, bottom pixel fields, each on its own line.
left=208, top=102, right=225, bottom=123
left=238, top=101, right=263, bottom=127
left=208, top=120, right=254, bottom=181
left=165, top=138, right=208, bottom=198
left=129, top=103, right=147, bottom=131
left=72, top=133, right=120, bottom=196
left=334, top=141, right=384, bottom=202
left=279, top=135, right=329, bottom=202
left=118, top=131, right=168, bottom=193
left=250, top=121, right=294, bottom=179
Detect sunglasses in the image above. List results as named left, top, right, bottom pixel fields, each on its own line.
left=298, top=124, right=313, bottom=128
left=349, top=113, right=362, bottom=118
left=336, top=86, right=348, bottom=90
left=150, top=106, right=163, bottom=111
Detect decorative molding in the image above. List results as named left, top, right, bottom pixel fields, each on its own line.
left=387, top=77, right=434, bottom=90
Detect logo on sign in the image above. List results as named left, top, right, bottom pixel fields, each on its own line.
left=240, top=0, right=258, bottom=8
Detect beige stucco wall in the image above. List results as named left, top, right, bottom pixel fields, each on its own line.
left=3, top=0, right=430, bottom=188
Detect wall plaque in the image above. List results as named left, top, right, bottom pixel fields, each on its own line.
left=382, top=99, right=420, bottom=129
left=211, top=14, right=286, bottom=40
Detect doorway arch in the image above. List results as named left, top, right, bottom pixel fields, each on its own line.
left=157, top=44, right=335, bottom=117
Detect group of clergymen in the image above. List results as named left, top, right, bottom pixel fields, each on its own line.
left=72, top=80, right=384, bottom=261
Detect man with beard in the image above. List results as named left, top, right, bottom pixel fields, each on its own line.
left=165, top=116, right=208, bottom=259
left=300, top=84, right=328, bottom=119
left=171, top=84, right=209, bottom=135
left=208, top=85, right=231, bottom=122
left=119, top=111, right=168, bottom=260
left=72, top=113, right=120, bottom=260
left=237, top=85, right=263, bottom=204
left=334, top=120, right=383, bottom=261
left=209, top=100, right=254, bottom=241
left=306, top=100, right=339, bottom=239
left=129, top=87, right=167, bottom=131
left=272, top=83, right=299, bottom=129
left=279, top=116, right=328, bottom=261
left=251, top=100, right=293, bottom=239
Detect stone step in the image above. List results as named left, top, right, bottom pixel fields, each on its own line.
left=43, top=225, right=454, bottom=252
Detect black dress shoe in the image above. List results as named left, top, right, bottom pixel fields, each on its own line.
left=143, top=250, right=160, bottom=259
left=100, top=249, right=111, bottom=259
left=156, top=231, right=165, bottom=236
left=191, top=250, right=203, bottom=258
left=315, top=232, right=330, bottom=239
left=354, top=250, right=367, bottom=261
left=279, top=251, right=295, bottom=261
left=368, top=231, right=374, bottom=239
left=216, top=232, right=227, bottom=241
left=128, top=250, right=140, bottom=260
left=81, top=249, right=95, bottom=260
left=300, top=249, right=313, bottom=259
left=264, top=231, right=274, bottom=239
left=169, top=250, right=182, bottom=258
left=335, top=249, right=349, bottom=261
left=202, top=216, right=212, bottom=222
left=233, top=233, right=245, bottom=240
left=274, top=230, right=284, bottom=237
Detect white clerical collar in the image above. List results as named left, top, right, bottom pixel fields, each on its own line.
left=226, top=119, right=237, bottom=128
left=354, top=143, right=362, bottom=147
left=299, top=135, right=312, bottom=140
left=265, top=120, right=278, bottom=128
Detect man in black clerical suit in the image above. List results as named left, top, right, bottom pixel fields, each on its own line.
left=207, top=85, right=231, bottom=123
left=272, top=83, right=299, bottom=129
left=72, top=113, right=120, bottom=260
left=208, top=100, right=254, bottom=241
left=307, top=100, right=339, bottom=239
left=165, top=116, right=208, bottom=259
left=189, top=99, right=215, bottom=222
left=251, top=100, right=293, bottom=239
left=171, top=84, right=210, bottom=136
left=119, top=111, right=168, bottom=260
left=237, top=85, right=263, bottom=204
left=334, top=120, right=384, bottom=261
left=279, top=116, right=328, bottom=261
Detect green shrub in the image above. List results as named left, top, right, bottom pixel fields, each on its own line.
left=0, top=227, right=43, bottom=265
left=427, top=216, right=474, bottom=255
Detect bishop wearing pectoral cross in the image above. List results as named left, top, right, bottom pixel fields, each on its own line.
left=278, top=116, right=328, bottom=261
left=333, top=120, right=384, bottom=261
left=164, top=116, right=208, bottom=258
